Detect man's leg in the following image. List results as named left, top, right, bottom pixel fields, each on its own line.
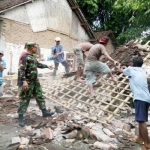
left=17, top=84, right=33, bottom=127
left=134, top=100, right=150, bottom=149
left=76, top=51, right=84, bottom=81
left=88, top=84, right=94, bottom=97
left=76, top=67, right=84, bottom=82
left=86, top=69, right=96, bottom=97
left=53, top=62, right=59, bottom=79
left=61, top=61, right=70, bottom=73
left=73, top=47, right=85, bottom=81
left=33, top=79, right=54, bottom=117
left=139, top=122, right=150, bottom=149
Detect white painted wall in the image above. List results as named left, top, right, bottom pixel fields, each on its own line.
left=43, top=0, right=72, bottom=35
left=25, top=0, right=47, bottom=32
left=0, top=6, right=29, bottom=24
left=0, top=0, right=89, bottom=40
left=5, top=42, right=68, bottom=74
left=0, top=0, right=91, bottom=73
left=78, top=22, right=89, bottom=41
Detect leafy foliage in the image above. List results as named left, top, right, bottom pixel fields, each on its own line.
left=76, top=0, right=150, bottom=44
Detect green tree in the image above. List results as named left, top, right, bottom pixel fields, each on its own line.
left=76, top=0, right=150, bottom=44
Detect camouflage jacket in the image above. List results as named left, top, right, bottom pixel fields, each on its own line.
left=19, top=54, right=48, bottom=81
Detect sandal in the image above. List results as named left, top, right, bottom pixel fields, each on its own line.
left=89, top=94, right=97, bottom=99
left=76, top=79, right=85, bottom=83
left=132, top=137, right=143, bottom=145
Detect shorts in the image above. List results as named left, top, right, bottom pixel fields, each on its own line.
left=85, top=61, right=110, bottom=84
left=73, top=46, right=85, bottom=68
left=134, top=100, right=149, bottom=122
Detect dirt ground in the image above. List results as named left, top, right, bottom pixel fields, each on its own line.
left=0, top=96, right=144, bottom=150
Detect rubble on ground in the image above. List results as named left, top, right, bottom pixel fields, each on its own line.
left=1, top=40, right=150, bottom=149
left=0, top=86, right=145, bottom=150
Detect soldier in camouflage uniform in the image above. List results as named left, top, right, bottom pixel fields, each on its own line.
left=18, top=42, right=54, bottom=127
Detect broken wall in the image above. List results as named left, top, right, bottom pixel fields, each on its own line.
left=0, top=0, right=90, bottom=74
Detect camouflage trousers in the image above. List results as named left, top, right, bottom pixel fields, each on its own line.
left=18, top=79, right=46, bottom=115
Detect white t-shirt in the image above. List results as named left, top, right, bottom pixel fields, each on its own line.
left=123, top=66, right=150, bottom=103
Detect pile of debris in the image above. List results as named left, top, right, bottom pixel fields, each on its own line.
left=6, top=106, right=139, bottom=150
left=0, top=95, right=139, bottom=150
left=2, top=40, right=150, bottom=149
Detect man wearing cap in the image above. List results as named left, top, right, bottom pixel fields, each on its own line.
left=51, top=37, right=69, bottom=79
left=18, top=42, right=54, bottom=127
left=73, top=42, right=93, bottom=82
left=85, top=36, right=119, bottom=98
left=0, top=50, right=6, bottom=96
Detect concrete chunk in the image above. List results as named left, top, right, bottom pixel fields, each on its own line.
left=45, top=128, right=53, bottom=140
left=109, top=143, right=118, bottom=149
left=25, top=126, right=32, bottom=132
left=90, top=129, right=112, bottom=142
left=12, top=136, right=21, bottom=144
left=103, top=128, right=115, bottom=138
left=18, top=144, right=27, bottom=150
left=20, top=137, right=29, bottom=145
left=112, top=120, right=131, bottom=131
left=62, top=130, right=77, bottom=139
left=94, top=141, right=111, bottom=150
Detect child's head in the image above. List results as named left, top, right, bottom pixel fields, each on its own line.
left=132, top=57, right=143, bottom=67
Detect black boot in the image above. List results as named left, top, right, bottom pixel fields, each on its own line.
left=42, top=109, right=54, bottom=117
left=18, top=114, right=25, bottom=127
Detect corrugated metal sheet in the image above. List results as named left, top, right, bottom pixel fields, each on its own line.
left=0, top=6, right=29, bottom=24
left=25, top=0, right=47, bottom=32
left=44, top=0, right=72, bottom=35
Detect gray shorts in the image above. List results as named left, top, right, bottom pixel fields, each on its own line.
left=85, top=61, right=110, bottom=84
left=73, top=46, right=85, bottom=68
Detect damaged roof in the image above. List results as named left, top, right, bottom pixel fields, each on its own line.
left=0, top=0, right=97, bottom=41
left=67, top=0, right=96, bottom=41
left=47, top=40, right=150, bottom=124
left=108, top=40, right=150, bottom=67
left=0, top=0, right=32, bottom=13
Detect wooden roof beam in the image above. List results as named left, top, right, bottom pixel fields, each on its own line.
left=71, top=6, right=79, bottom=10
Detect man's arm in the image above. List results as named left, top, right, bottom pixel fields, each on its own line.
left=0, top=60, right=6, bottom=71
left=37, top=61, right=53, bottom=70
left=37, top=61, right=48, bottom=68
left=51, top=47, right=55, bottom=58
left=19, top=56, right=27, bottom=81
left=103, top=51, right=119, bottom=65
left=115, top=65, right=125, bottom=73
left=56, top=45, right=64, bottom=55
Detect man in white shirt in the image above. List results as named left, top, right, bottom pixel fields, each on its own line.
left=116, top=57, right=150, bottom=150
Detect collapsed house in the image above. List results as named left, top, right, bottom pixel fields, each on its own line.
left=40, top=40, right=150, bottom=124
left=3, top=40, right=150, bottom=150
left=0, top=0, right=97, bottom=74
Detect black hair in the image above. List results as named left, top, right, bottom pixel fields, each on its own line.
left=132, top=57, right=143, bottom=67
